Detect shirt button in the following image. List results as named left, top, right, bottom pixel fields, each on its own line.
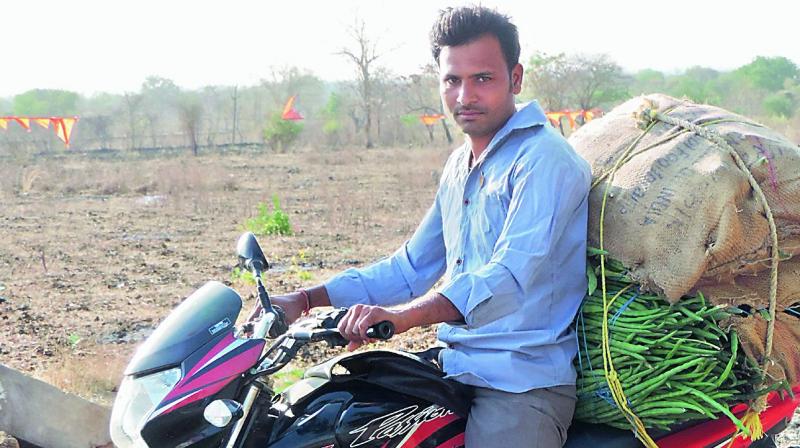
left=463, top=199, right=470, bottom=205
left=456, top=258, right=463, bottom=265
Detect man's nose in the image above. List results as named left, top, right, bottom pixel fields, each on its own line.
left=457, top=81, right=476, bottom=105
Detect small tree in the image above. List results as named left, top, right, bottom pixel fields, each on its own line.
left=736, top=56, right=800, bottom=92
left=321, top=92, right=345, bottom=147
left=338, top=19, right=384, bottom=148
left=263, top=112, right=303, bottom=151
left=763, top=92, right=796, bottom=118
left=177, top=93, right=204, bottom=156
left=524, top=52, right=573, bottom=110
left=525, top=52, right=628, bottom=110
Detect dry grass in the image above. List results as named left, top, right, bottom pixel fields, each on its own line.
left=38, top=345, right=129, bottom=405
left=0, top=145, right=449, bottom=403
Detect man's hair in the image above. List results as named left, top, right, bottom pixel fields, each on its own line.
left=430, top=6, right=520, bottom=73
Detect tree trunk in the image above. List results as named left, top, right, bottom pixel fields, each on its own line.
left=365, top=104, right=374, bottom=148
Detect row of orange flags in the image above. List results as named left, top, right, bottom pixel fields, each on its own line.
left=545, top=109, right=599, bottom=130
left=0, top=116, right=78, bottom=148
left=416, top=110, right=599, bottom=129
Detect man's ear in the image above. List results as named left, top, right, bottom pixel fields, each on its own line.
left=510, top=63, right=523, bottom=94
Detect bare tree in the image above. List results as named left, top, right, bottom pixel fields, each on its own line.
left=525, top=52, right=628, bottom=111
left=81, top=115, right=113, bottom=149
left=338, top=19, right=384, bottom=148
left=524, top=52, right=573, bottom=111
left=177, top=93, right=203, bottom=156
left=122, top=92, right=143, bottom=149
left=231, top=85, right=239, bottom=145
left=401, top=63, right=453, bottom=144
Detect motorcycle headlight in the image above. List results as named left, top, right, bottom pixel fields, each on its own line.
left=109, top=367, right=182, bottom=448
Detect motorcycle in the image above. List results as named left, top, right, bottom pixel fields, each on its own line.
left=110, top=232, right=799, bottom=448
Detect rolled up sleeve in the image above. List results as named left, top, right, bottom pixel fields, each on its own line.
left=325, top=192, right=447, bottom=308
left=439, top=152, right=589, bottom=328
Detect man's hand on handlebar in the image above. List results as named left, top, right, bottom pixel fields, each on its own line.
left=246, top=291, right=308, bottom=326
left=337, top=304, right=408, bottom=351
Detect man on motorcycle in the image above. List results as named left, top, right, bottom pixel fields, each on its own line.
left=263, top=6, right=592, bottom=447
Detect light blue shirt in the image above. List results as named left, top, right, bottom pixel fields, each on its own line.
left=325, top=101, right=591, bottom=393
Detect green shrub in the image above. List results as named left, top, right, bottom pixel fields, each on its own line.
left=263, top=112, right=303, bottom=151
left=230, top=267, right=256, bottom=285
left=245, top=195, right=293, bottom=236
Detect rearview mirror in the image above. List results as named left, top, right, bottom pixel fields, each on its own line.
left=236, top=232, right=269, bottom=273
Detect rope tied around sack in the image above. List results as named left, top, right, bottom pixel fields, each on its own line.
left=592, top=98, right=779, bottom=446
left=635, top=101, right=780, bottom=392
left=642, top=100, right=779, bottom=440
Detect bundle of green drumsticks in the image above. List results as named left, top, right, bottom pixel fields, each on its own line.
left=574, top=249, right=787, bottom=433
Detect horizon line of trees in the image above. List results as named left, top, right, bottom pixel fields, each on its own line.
left=1, top=23, right=798, bottom=154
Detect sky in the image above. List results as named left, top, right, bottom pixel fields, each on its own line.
left=3, top=0, right=799, bottom=97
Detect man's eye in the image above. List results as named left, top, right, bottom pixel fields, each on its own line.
left=445, top=78, right=459, bottom=86
left=477, top=76, right=491, bottom=83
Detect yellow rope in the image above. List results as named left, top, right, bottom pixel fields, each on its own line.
left=596, top=118, right=660, bottom=447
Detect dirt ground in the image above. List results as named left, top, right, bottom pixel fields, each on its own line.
left=0, top=146, right=798, bottom=446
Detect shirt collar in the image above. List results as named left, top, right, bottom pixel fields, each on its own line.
left=467, top=100, right=548, bottom=168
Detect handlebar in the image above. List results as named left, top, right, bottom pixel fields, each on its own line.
left=289, top=315, right=395, bottom=347
left=365, top=320, right=395, bottom=340
left=250, top=308, right=396, bottom=377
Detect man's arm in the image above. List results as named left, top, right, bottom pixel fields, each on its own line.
left=337, top=291, right=461, bottom=351
left=264, top=192, right=447, bottom=324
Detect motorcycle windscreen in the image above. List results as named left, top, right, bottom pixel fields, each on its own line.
left=126, top=281, right=243, bottom=376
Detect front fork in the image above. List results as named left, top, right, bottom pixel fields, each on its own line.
left=225, top=382, right=264, bottom=448
left=226, top=310, right=277, bottom=448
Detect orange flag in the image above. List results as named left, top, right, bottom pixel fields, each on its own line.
left=546, top=112, right=563, bottom=127
left=420, top=114, right=444, bottom=126
left=0, top=118, right=7, bottom=130
left=34, top=118, right=50, bottom=129
left=54, top=117, right=77, bottom=147
left=14, top=117, right=30, bottom=131
left=568, top=111, right=584, bottom=129
left=281, top=95, right=303, bottom=120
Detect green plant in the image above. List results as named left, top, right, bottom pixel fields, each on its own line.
left=230, top=267, right=256, bottom=285
left=245, top=195, right=293, bottom=236
left=67, top=333, right=81, bottom=348
left=290, top=248, right=314, bottom=281
left=263, top=112, right=303, bottom=151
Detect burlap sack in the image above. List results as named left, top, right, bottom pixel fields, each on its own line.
left=728, top=313, right=800, bottom=385
left=570, top=93, right=800, bottom=301
left=693, top=257, right=800, bottom=311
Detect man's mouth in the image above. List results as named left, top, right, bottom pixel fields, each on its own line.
left=456, top=109, right=484, bottom=119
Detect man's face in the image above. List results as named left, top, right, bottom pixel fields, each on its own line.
left=438, top=34, right=523, bottom=140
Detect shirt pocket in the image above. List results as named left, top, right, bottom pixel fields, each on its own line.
left=475, top=181, right=509, bottom=242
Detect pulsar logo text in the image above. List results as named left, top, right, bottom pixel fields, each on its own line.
left=349, top=404, right=452, bottom=447
left=208, top=318, right=231, bottom=335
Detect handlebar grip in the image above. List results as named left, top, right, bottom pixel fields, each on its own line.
left=365, top=321, right=395, bottom=340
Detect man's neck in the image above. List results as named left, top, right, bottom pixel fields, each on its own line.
left=467, top=136, right=492, bottom=167
left=465, top=104, right=517, bottom=167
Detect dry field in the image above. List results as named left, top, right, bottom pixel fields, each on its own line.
left=0, top=146, right=448, bottom=400
left=0, top=146, right=797, bottom=446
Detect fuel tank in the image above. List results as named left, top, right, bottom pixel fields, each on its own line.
left=253, top=349, right=470, bottom=448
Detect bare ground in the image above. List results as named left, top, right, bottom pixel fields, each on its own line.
left=0, top=146, right=797, bottom=446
